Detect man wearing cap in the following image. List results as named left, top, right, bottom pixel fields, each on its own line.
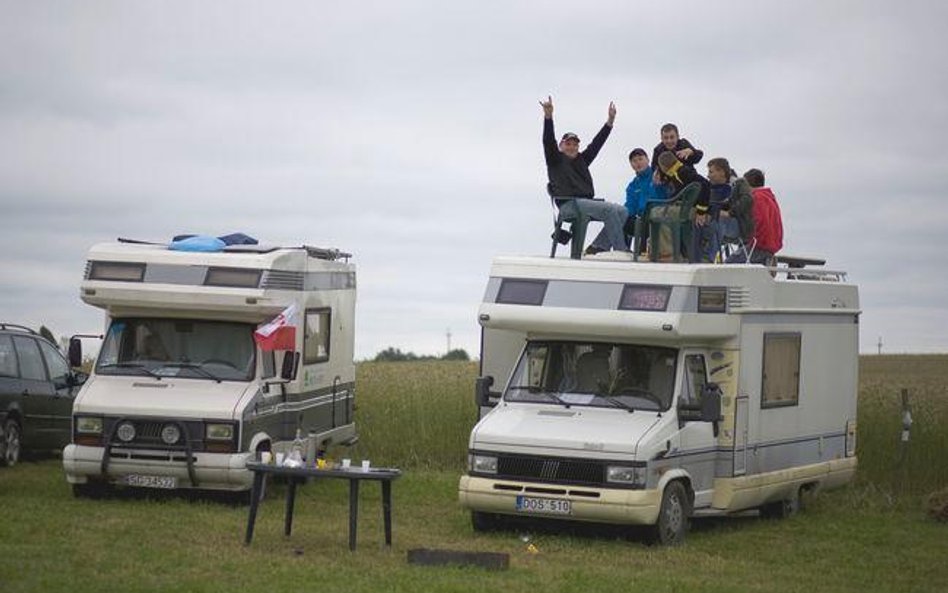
left=624, top=148, right=666, bottom=252
left=541, top=96, right=629, bottom=254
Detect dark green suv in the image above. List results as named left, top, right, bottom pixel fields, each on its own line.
left=0, top=324, right=85, bottom=466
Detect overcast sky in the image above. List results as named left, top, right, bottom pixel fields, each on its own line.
left=1, top=0, right=946, bottom=358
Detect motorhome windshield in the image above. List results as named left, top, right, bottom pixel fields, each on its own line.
left=95, top=318, right=256, bottom=382
left=504, top=341, right=678, bottom=411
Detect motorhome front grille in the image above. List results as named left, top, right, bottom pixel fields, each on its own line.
left=261, top=270, right=305, bottom=291
left=104, top=418, right=204, bottom=450
left=495, top=455, right=605, bottom=486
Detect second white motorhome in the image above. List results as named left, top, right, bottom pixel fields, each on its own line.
left=459, top=254, right=859, bottom=544
left=63, top=240, right=357, bottom=495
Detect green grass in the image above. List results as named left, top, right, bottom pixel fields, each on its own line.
left=0, top=356, right=945, bottom=592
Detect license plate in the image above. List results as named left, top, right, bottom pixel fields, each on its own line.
left=515, top=495, right=572, bottom=515
left=125, top=474, right=177, bottom=489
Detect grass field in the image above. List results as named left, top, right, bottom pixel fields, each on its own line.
left=0, top=356, right=945, bottom=593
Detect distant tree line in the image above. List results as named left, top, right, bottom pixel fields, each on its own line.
left=373, top=347, right=470, bottom=362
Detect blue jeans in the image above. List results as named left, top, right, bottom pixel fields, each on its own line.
left=557, top=198, right=629, bottom=252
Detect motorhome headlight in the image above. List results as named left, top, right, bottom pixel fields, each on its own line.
left=606, top=465, right=647, bottom=487
left=160, top=424, right=181, bottom=445
left=470, top=454, right=498, bottom=474
left=205, top=422, right=235, bottom=441
left=75, top=416, right=103, bottom=434
left=116, top=421, right=136, bottom=443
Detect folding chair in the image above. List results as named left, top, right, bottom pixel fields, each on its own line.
left=633, top=183, right=701, bottom=262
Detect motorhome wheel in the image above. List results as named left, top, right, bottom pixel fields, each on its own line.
left=652, top=481, right=690, bottom=546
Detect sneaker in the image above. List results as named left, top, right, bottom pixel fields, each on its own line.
left=584, top=245, right=606, bottom=256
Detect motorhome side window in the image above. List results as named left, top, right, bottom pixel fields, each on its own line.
left=761, top=333, right=801, bottom=408
left=95, top=318, right=256, bottom=381
left=505, top=340, right=677, bottom=411
left=680, top=355, right=707, bottom=409
left=304, top=308, right=331, bottom=364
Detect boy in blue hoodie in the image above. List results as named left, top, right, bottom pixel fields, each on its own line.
left=624, top=148, right=665, bottom=251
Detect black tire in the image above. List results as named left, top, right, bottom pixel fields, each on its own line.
left=471, top=511, right=502, bottom=532
left=650, top=481, right=690, bottom=546
left=760, top=491, right=800, bottom=519
left=1, top=419, right=22, bottom=467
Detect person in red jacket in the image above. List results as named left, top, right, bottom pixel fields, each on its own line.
left=726, top=168, right=783, bottom=264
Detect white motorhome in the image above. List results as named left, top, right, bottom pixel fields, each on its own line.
left=459, top=254, right=859, bottom=544
left=63, top=241, right=357, bottom=495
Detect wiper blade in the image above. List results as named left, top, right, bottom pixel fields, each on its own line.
left=507, top=385, right=571, bottom=407
left=98, top=362, right=161, bottom=379
left=601, top=395, right=636, bottom=413
left=159, top=362, right=223, bottom=383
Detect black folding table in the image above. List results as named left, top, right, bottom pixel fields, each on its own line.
left=243, top=462, right=401, bottom=551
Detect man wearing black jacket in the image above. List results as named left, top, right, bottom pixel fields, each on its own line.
left=651, top=123, right=703, bottom=170
left=542, top=96, right=629, bottom=253
left=656, top=151, right=712, bottom=262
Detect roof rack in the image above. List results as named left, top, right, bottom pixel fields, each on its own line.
left=768, top=256, right=847, bottom=282
left=0, top=323, right=40, bottom=336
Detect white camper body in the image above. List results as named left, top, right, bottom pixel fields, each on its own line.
left=63, top=242, right=357, bottom=492
left=459, top=255, right=858, bottom=540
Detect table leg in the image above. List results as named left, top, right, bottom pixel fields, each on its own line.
left=348, top=479, right=359, bottom=551
left=284, top=478, right=298, bottom=537
left=245, top=471, right=265, bottom=545
left=382, top=480, right=392, bottom=546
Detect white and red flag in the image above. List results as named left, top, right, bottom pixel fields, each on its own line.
left=253, top=304, right=299, bottom=351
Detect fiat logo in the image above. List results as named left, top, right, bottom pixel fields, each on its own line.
left=116, top=421, right=136, bottom=442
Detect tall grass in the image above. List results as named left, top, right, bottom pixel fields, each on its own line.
left=346, top=360, right=478, bottom=470
left=856, top=355, right=948, bottom=496
left=346, top=356, right=948, bottom=498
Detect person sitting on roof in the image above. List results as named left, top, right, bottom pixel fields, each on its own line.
left=707, top=157, right=755, bottom=260
left=624, top=148, right=666, bottom=254
left=541, top=96, right=630, bottom=255
left=651, top=123, right=704, bottom=170
left=726, top=168, right=784, bottom=265
left=655, top=151, right=711, bottom=262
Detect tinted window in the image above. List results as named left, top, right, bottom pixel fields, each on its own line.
left=0, top=335, right=17, bottom=378
left=496, top=279, right=547, bottom=306
left=39, top=340, right=70, bottom=386
left=13, top=336, right=47, bottom=381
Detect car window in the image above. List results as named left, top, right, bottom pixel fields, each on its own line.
left=13, top=336, right=47, bottom=381
left=0, top=335, right=17, bottom=378
left=39, top=340, right=70, bottom=385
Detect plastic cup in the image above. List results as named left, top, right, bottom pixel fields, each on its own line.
left=361, top=459, right=370, bottom=471
left=341, top=458, right=351, bottom=469
left=260, top=451, right=272, bottom=464
left=275, top=452, right=285, bottom=466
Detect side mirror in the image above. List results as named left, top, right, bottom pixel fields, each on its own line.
left=475, top=376, right=495, bottom=408
left=68, top=337, right=83, bottom=368
left=700, top=383, right=723, bottom=423
left=281, top=351, right=300, bottom=381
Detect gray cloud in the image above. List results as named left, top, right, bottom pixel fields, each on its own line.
left=1, top=0, right=947, bottom=357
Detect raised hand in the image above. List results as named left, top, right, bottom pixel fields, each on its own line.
left=540, top=95, right=554, bottom=119
left=607, top=101, right=616, bottom=125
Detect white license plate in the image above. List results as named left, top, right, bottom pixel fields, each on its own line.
left=125, top=474, right=177, bottom=489
left=515, top=495, right=572, bottom=515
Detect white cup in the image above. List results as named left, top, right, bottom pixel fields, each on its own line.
left=361, top=459, right=370, bottom=471
left=260, top=451, right=272, bottom=464
left=341, top=458, right=351, bottom=469
left=275, top=452, right=285, bottom=466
